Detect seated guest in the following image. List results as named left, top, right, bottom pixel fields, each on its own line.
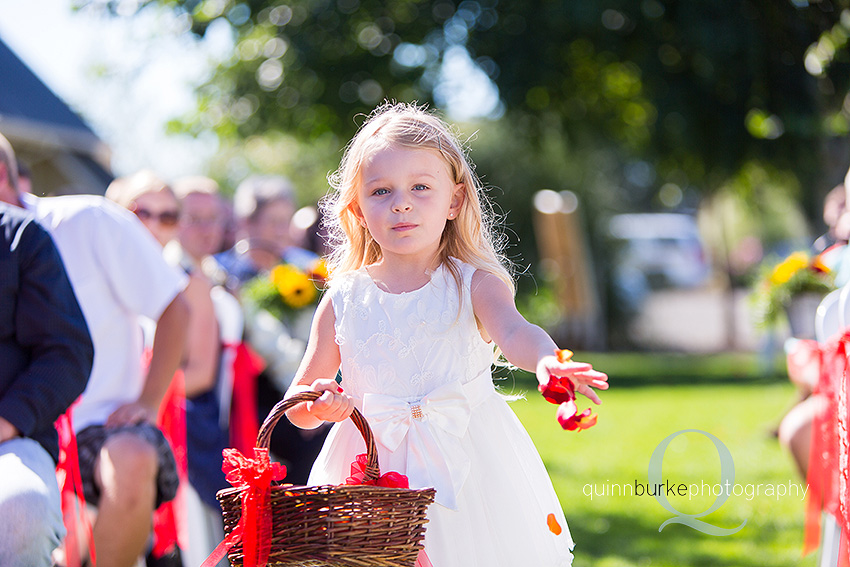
left=0, top=179, right=93, bottom=566
left=214, top=175, right=318, bottom=288
left=1, top=142, right=190, bottom=567
left=169, top=174, right=239, bottom=567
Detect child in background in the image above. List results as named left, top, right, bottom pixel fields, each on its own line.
left=285, top=102, right=608, bottom=566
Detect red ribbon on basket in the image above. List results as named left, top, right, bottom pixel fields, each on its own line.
left=415, top=550, right=434, bottom=567
left=345, top=454, right=432, bottom=565
left=201, top=448, right=287, bottom=567
left=344, top=453, right=410, bottom=488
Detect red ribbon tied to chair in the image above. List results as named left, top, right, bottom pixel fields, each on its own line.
left=201, top=448, right=287, bottom=567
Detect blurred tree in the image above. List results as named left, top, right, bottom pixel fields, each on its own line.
left=78, top=1, right=850, bottom=193
left=79, top=0, right=446, bottom=147
left=466, top=1, right=850, bottom=212
left=77, top=0, right=850, bottom=214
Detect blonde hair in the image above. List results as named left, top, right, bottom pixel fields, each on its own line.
left=172, top=175, right=220, bottom=200
left=105, top=169, right=176, bottom=210
left=322, top=101, right=514, bottom=294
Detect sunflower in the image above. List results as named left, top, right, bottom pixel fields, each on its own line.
left=270, top=264, right=318, bottom=309
left=768, top=252, right=809, bottom=286
left=241, top=261, right=325, bottom=324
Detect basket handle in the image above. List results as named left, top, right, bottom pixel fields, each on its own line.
left=256, top=390, right=381, bottom=483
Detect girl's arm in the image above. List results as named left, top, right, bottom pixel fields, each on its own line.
left=284, top=293, right=354, bottom=429
left=471, top=270, right=608, bottom=403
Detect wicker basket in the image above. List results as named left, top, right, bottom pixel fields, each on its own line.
left=216, top=391, right=436, bottom=567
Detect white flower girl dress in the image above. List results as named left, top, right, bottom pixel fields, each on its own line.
left=308, top=259, right=575, bottom=566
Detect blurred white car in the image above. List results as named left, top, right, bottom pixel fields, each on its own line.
left=608, top=213, right=710, bottom=308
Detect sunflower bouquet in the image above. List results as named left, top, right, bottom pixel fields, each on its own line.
left=240, top=258, right=328, bottom=326
left=751, top=250, right=835, bottom=329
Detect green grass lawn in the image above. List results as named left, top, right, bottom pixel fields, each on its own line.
left=501, top=354, right=816, bottom=567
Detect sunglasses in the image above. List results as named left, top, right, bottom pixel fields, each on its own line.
left=134, top=207, right=180, bottom=227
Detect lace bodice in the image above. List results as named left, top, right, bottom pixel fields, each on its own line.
left=328, top=259, right=495, bottom=403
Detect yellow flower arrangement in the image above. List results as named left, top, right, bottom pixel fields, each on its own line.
left=768, top=252, right=809, bottom=286
left=270, top=264, right=317, bottom=308
left=752, top=250, right=835, bottom=328
left=242, top=258, right=327, bottom=323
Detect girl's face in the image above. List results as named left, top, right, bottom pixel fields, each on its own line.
left=131, top=190, right=180, bottom=248
left=352, top=146, right=463, bottom=263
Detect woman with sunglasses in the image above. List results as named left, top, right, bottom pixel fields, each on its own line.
left=106, top=170, right=182, bottom=247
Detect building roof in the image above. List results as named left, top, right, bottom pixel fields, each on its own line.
left=0, top=34, right=112, bottom=194
left=0, top=38, right=95, bottom=134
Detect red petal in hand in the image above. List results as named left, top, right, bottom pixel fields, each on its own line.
left=539, top=376, right=576, bottom=405
left=556, top=402, right=597, bottom=431
left=573, top=408, right=598, bottom=430
left=539, top=349, right=580, bottom=405
left=556, top=400, right=578, bottom=429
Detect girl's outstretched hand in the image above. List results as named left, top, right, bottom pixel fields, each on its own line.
left=536, top=352, right=609, bottom=405
left=307, top=379, right=354, bottom=422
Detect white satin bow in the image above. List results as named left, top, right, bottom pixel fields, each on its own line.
left=362, top=381, right=471, bottom=510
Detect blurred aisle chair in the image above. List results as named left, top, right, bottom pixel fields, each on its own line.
left=816, top=289, right=842, bottom=343
left=813, top=287, right=845, bottom=567
left=839, top=283, right=850, bottom=330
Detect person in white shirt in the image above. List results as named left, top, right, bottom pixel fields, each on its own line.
left=0, top=133, right=189, bottom=567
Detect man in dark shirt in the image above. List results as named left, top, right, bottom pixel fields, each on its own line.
left=0, top=193, right=93, bottom=565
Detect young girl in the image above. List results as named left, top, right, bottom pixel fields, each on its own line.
left=285, top=102, right=608, bottom=566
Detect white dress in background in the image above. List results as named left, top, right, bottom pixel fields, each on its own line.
left=308, top=259, right=574, bottom=567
